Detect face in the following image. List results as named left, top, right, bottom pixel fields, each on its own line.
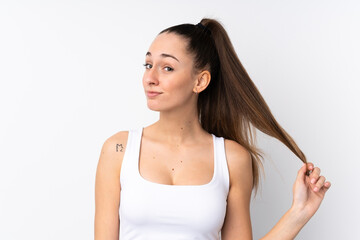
left=142, top=32, right=198, bottom=112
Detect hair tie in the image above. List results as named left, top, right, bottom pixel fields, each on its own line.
left=196, top=22, right=211, bottom=35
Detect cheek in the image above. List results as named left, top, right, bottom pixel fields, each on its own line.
left=165, top=82, right=195, bottom=107
left=166, top=71, right=194, bottom=92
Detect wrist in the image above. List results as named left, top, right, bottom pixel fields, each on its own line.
left=289, top=204, right=311, bottom=226
left=259, top=206, right=311, bottom=240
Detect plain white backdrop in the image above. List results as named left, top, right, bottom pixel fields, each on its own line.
left=1, top=0, right=359, bottom=239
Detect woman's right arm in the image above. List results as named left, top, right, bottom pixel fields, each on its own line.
left=94, top=131, right=128, bottom=240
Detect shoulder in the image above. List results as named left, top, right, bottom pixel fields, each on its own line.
left=94, top=130, right=130, bottom=237
left=220, top=139, right=253, bottom=238
left=224, top=138, right=253, bottom=190
left=98, top=130, right=130, bottom=178
left=102, top=130, right=129, bottom=153
left=100, top=130, right=129, bottom=158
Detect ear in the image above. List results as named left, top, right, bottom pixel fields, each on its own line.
left=193, top=70, right=211, bottom=94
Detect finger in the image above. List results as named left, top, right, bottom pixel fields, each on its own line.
left=320, top=181, right=332, bottom=194
left=313, top=176, right=326, bottom=192
left=307, top=162, right=314, bottom=171
left=296, top=163, right=307, bottom=182
left=310, top=167, right=321, bottom=184
left=306, top=162, right=314, bottom=176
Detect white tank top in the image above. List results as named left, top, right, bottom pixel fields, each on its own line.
left=119, top=127, right=230, bottom=240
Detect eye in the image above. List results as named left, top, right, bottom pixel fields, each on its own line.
left=143, top=63, right=152, bottom=69
left=164, top=66, right=174, bottom=72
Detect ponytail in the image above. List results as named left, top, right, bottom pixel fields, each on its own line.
left=160, top=18, right=307, bottom=195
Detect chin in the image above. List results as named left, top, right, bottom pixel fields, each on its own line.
left=146, top=102, right=164, bottom=112
left=146, top=101, right=173, bottom=112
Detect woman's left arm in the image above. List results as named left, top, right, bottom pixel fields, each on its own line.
left=221, top=139, right=331, bottom=239
left=260, top=162, right=332, bottom=240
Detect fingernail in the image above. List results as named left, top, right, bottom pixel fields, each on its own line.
left=314, top=187, right=318, bottom=192
left=311, top=178, right=316, bottom=184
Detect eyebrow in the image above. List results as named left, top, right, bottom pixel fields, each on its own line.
left=146, top=52, right=179, bottom=62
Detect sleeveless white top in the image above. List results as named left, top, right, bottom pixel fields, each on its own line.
left=119, top=127, right=230, bottom=240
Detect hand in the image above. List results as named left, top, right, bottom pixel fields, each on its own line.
left=291, top=162, right=331, bottom=220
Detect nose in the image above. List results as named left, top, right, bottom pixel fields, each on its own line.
left=143, top=67, right=159, bottom=86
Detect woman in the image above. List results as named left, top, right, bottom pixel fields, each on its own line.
left=94, top=18, right=331, bottom=240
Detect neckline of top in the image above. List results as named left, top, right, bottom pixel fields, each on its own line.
left=136, top=127, right=217, bottom=188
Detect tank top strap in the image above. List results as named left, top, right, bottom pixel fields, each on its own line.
left=119, top=127, right=142, bottom=190
left=213, top=135, right=230, bottom=195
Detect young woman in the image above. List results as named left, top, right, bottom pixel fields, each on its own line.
left=94, top=18, right=331, bottom=240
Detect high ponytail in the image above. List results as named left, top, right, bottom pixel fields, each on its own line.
left=160, top=18, right=307, bottom=195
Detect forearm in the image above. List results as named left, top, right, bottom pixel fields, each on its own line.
left=259, top=206, right=310, bottom=240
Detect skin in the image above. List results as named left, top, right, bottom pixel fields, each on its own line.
left=94, top=32, right=331, bottom=240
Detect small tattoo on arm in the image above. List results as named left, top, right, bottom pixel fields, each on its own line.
left=116, top=143, right=124, bottom=152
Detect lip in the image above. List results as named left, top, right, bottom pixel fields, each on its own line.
left=146, top=91, right=162, bottom=98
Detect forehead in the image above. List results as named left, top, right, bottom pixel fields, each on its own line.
left=147, top=32, right=190, bottom=60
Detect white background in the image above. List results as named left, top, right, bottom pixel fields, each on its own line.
left=1, top=0, right=359, bottom=239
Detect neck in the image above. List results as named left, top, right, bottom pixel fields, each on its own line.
left=148, top=104, right=206, bottom=144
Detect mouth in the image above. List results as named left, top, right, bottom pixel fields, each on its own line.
left=146, top=91, right=162, bottom=98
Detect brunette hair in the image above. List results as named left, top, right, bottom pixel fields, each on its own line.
left=159, top=18, right=307, bottom=195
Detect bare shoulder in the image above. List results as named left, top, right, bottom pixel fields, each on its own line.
left=99, top=130, right=129, bottom=177
left=96, top=130, right=129, bottom=187
left=104, top=130, right=129, bottom=155
left=220, top=139, right=253, bottom=239
left=224, top=139, right=253, bottom=189
left=94, top=130, right=129, bottom=239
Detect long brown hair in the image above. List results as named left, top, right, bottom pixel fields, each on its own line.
left=160, top=18, right=307, bottom=195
